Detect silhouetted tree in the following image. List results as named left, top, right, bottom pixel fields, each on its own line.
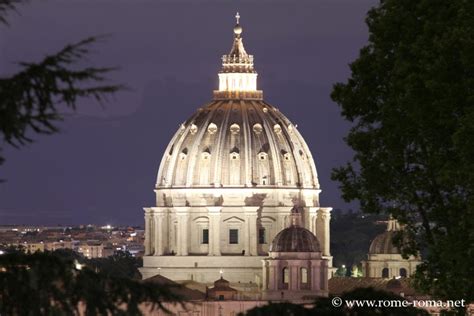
left=0, top=251, right=182, bottom=315
left=0, top=0, right=122, bottom=167
left=88, top=250, right=142, bottom=279
left=240, top=302, right=309, bottom=316
left=331, top=0, right=474, bottom=305
left=311, top=288, right=429, bottom=316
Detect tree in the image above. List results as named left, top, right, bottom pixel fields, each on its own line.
left=0, top=0, right=122, bottom=168
left=240, top=289, right=429, bottom=316
left=311, top=288, right=429, bottom=316
left=0, top=251, right=182, bottom=315
left=331, top=0, right=474, bottom=305
left=88, top=250, right=143, bottom=279
left=240, top=302, right=309, bottom=316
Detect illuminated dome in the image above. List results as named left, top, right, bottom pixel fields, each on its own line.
left=369, top=231, right=400, bottom=254
left=156, top=16, right=319, bottom=189
left=269, top=209, right=321, bottom=252
left=270, top=226, right=321, bottom=252
left=369, top=218, right=402, bottom=255
left=157, top=100, right=319, bottom=188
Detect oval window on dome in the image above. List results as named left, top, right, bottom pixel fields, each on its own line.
left=190, top=124, right=198, bottom=135
left=273, top=124, right=282, bottom=134
left=230, top=152, right=240, bottom=160
left=201, top=152, right=211, bottom=160
left=230, top=123, right=240, bottom=135
left=208, top=123, right=218, bottom=135
left=253, top=123, right=263, bottom=135
left=263, top=107, right=268, bottom=113
left=258, top=152, right=268, bottom=160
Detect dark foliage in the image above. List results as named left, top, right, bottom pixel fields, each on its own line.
left=88, top=250, right=143, bottom=280
left=240, top=302, right=309, bottom=316
left=240, top=288, right=428, bottom=316
left=331, top=0, right=474, bottom=302
left=0, top=251, right=182, bottom=315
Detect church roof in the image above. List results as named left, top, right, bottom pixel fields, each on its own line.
left=270, top=225, right=321, bottom=252
left=144, top=274, right=206, bottom=301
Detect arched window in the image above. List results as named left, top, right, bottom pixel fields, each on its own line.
left=282, top=267, right=289, bottom=284
left=382, top=268, right=389, bottom=278
left=400, top=268, right=407, bottom=278
left=301, top=267, right=308, bottom=284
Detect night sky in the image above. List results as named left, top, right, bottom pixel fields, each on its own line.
left=0, top=0, right=377, bottom=226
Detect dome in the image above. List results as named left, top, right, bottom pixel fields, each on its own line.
left=155, top=14, right=319, bottom=190
left=270, top=226, right=321, bottom=252
left=156, top=101, right=319, bottom=188
left=369, top=231, right=401, bottom=255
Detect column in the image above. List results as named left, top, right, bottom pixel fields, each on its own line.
left=317, top=207, right=332, bottom=257
left=289, top=262, right=299, bottom=291
left=262, top=260, right=268, bottom=290
left=311, top=261, right=320, bottom=291
left=308, top=207, right=318, bottom=236
left=175, top=207, right=190, bottom=256
left=207, top=206, right=222, bottom=256
left=143, top=208, right=152, bottom=255
left=321, top=260, right=329, bottom=291
left=153, top=211, right=165, bottom=256
left=243, top=207, right=259, bottom=256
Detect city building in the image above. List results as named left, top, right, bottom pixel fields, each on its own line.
left=140, top=13, right=332, bottom=288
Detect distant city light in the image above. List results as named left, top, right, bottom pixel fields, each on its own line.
left=342, top=264, right=346, bottom=268
left=0, top=250, right=4, bottom=255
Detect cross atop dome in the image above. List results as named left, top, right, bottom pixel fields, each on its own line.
left=235, top=12, right=240, bottom=24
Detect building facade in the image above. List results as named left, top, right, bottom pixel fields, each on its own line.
left=140, top=14, right=332, bottom=285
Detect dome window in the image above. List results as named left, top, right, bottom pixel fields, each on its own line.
left=284, top=153, right=291, bottom=161
left=229, top=123, right=240, bottom=135
left=179, top=148, right=188, bottom=160
left=253, top=123, right=263, bottom=135
left=263, top=107, right=268, bottom=113
left=208, top=123, right=218, bottom=135
left=230, top=147, right=240, bottom=160
left=273, top=124, right=282, bottom=134
left=202, top=152, right=211, bottom=160
left=258, top=152, right=268, bottom=160
left=299, top=149, right=306, bottom=161
left=190, top=124, right=198, bottom=135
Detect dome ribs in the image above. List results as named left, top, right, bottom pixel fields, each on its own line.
left=211, top=100, right=232, bottom=187
left=240, top=100, right=253, bottom=186
left=155, top=99, right=320, bottom=189
left=252, top=100, right=283, bottom=186
left=184, top=102, right=219, bottom=187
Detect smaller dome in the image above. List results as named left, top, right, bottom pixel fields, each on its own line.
left=369, top=231, right=400, bottom=254
left=270, top=226, right=320, bottom=252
